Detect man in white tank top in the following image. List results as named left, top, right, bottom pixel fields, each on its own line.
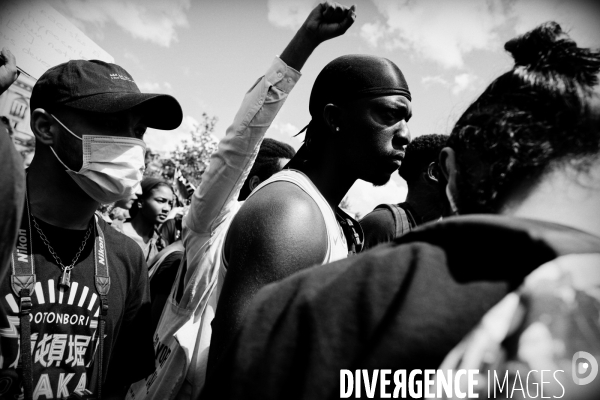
left=125, top=4, right=359, bottom=400
left=208, top=33, right=414, bottom=374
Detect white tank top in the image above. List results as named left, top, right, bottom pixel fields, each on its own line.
left=175, top=170, right=349, bottom=399
left=245, top=169, right=349, bottom=264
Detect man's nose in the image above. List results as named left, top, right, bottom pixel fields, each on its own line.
left=392, top=120, right=411, bottom=150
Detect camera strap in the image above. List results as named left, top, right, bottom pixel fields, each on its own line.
left=11, top=190, right=110, bottom=400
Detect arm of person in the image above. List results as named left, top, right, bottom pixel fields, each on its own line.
left=182, top=60, right=300, bottom=236
left=0, top=48, right=19, bottom=95
left=179, top=51, right=301, bottom=305
left=207, top=182, right=328, bottom=370
left=183, top=1, right=356, bottom=236
left=0, top=47, right=24, bottom=277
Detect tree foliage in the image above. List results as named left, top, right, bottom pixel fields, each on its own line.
left=145, top=112, right=219, bottom=187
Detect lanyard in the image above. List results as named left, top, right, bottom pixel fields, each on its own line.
left=10, top=191, right=111, bottom=400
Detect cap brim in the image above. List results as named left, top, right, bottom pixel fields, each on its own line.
left=63, top=92, right=183, bottom=130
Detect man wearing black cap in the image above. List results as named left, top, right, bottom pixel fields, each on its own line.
left=0, top=58, right=182, bottom=399
left=208, top=53, right=412, bottom=373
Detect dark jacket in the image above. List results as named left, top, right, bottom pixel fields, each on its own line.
left=202, top=215, right=600, bottom=400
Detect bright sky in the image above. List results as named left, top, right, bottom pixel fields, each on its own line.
left=44, top=0, right=600, bottom=217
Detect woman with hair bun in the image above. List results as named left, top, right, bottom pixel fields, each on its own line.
left=442, top=21, right=600, bottom=217
left=433, top=21, right=600, bottom=399
left=121, top=177, right=175, bottom=264
left=201, top=22, right=600, bottom=400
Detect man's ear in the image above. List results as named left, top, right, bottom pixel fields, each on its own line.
left=439, top=147, right=456, bottom=182
left=31, top=109, right=56, bottom=146
left=440, top=147, right=460, bottom=199
left=322, top=103, right=343, bottom=135
left=426, top=162, right=440, bottom=183
left=439, top=147, right=461, bottom=215
left=248, top=175, right=261, bottom=193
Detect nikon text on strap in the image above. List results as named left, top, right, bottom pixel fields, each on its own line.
left=93, top=214, right=110, bottom=400
left=10, top=198, right=35, bottom=400
left=10, top=195, right=111, bottom=399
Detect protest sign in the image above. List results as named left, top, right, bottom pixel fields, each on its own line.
left=0, top=0, right=113, bottom=79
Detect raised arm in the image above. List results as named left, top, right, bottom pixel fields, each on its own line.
left=184, top=1, right=356, bottom=237
left=280, top=1, right=356, bottom=70
left=207, top=1, right=357, bottom=371
left=180, top=2, right=356, bottom=304
left=0, top=47, right=24, bottom=279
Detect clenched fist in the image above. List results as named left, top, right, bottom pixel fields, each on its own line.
left=301, top=2, right=356, bottom=45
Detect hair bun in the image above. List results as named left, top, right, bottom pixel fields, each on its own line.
left=504, top=21, right=600, bottom=87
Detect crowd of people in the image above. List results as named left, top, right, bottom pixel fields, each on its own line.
left=1, top=2, right=599, bottom=400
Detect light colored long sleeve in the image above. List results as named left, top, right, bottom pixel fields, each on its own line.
left=180, top=56, right=301, bottom=306
left=125, top=57, right=301, bottom=400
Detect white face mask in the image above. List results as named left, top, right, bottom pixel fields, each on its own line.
left=49, top=114, right=146, bottom=204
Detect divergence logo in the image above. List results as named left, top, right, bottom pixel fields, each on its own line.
left=339, top=353, right=600, bottom=400
left=572, top=351, right=598, bottom=386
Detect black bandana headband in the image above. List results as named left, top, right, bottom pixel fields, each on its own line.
left=308, top=54, right=411, bottom=120
left=294, top=54, right=412, bottom=153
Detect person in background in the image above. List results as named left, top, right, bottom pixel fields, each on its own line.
left=114, top=191, right=139, bottom=211
left=0, top=51, right=183, bottom=399
left=0, top=47, right=24, bottom=282
left=126, top=4, right=356, bottom=400
left=433, top=23, right=600, bottom=399
left=360, top=133, right=448, bottom=249
left=120, top=177, right=175, bottom=265
left=238, top=138, right=296, bottom=200
left=158, top=199, right=185, bottom=245
left=200, top=22, right=600, bottom=400
left=109, top=204, right=131, bottom=227
left=91, top=190, right=140, bottom=232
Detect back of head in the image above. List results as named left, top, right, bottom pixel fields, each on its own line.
left=399, top=134, right=447, bottom=187
left=304, top=54, right=411, bottom=146
left=238, top=138, right=296, bottom=200
left=447, top=22, right=600, bottom=213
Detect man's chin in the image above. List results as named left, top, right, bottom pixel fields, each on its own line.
left=366, top=173, right=392, bottom=188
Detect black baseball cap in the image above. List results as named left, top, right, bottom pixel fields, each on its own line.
left=31, top=59, right=183, bottom=130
